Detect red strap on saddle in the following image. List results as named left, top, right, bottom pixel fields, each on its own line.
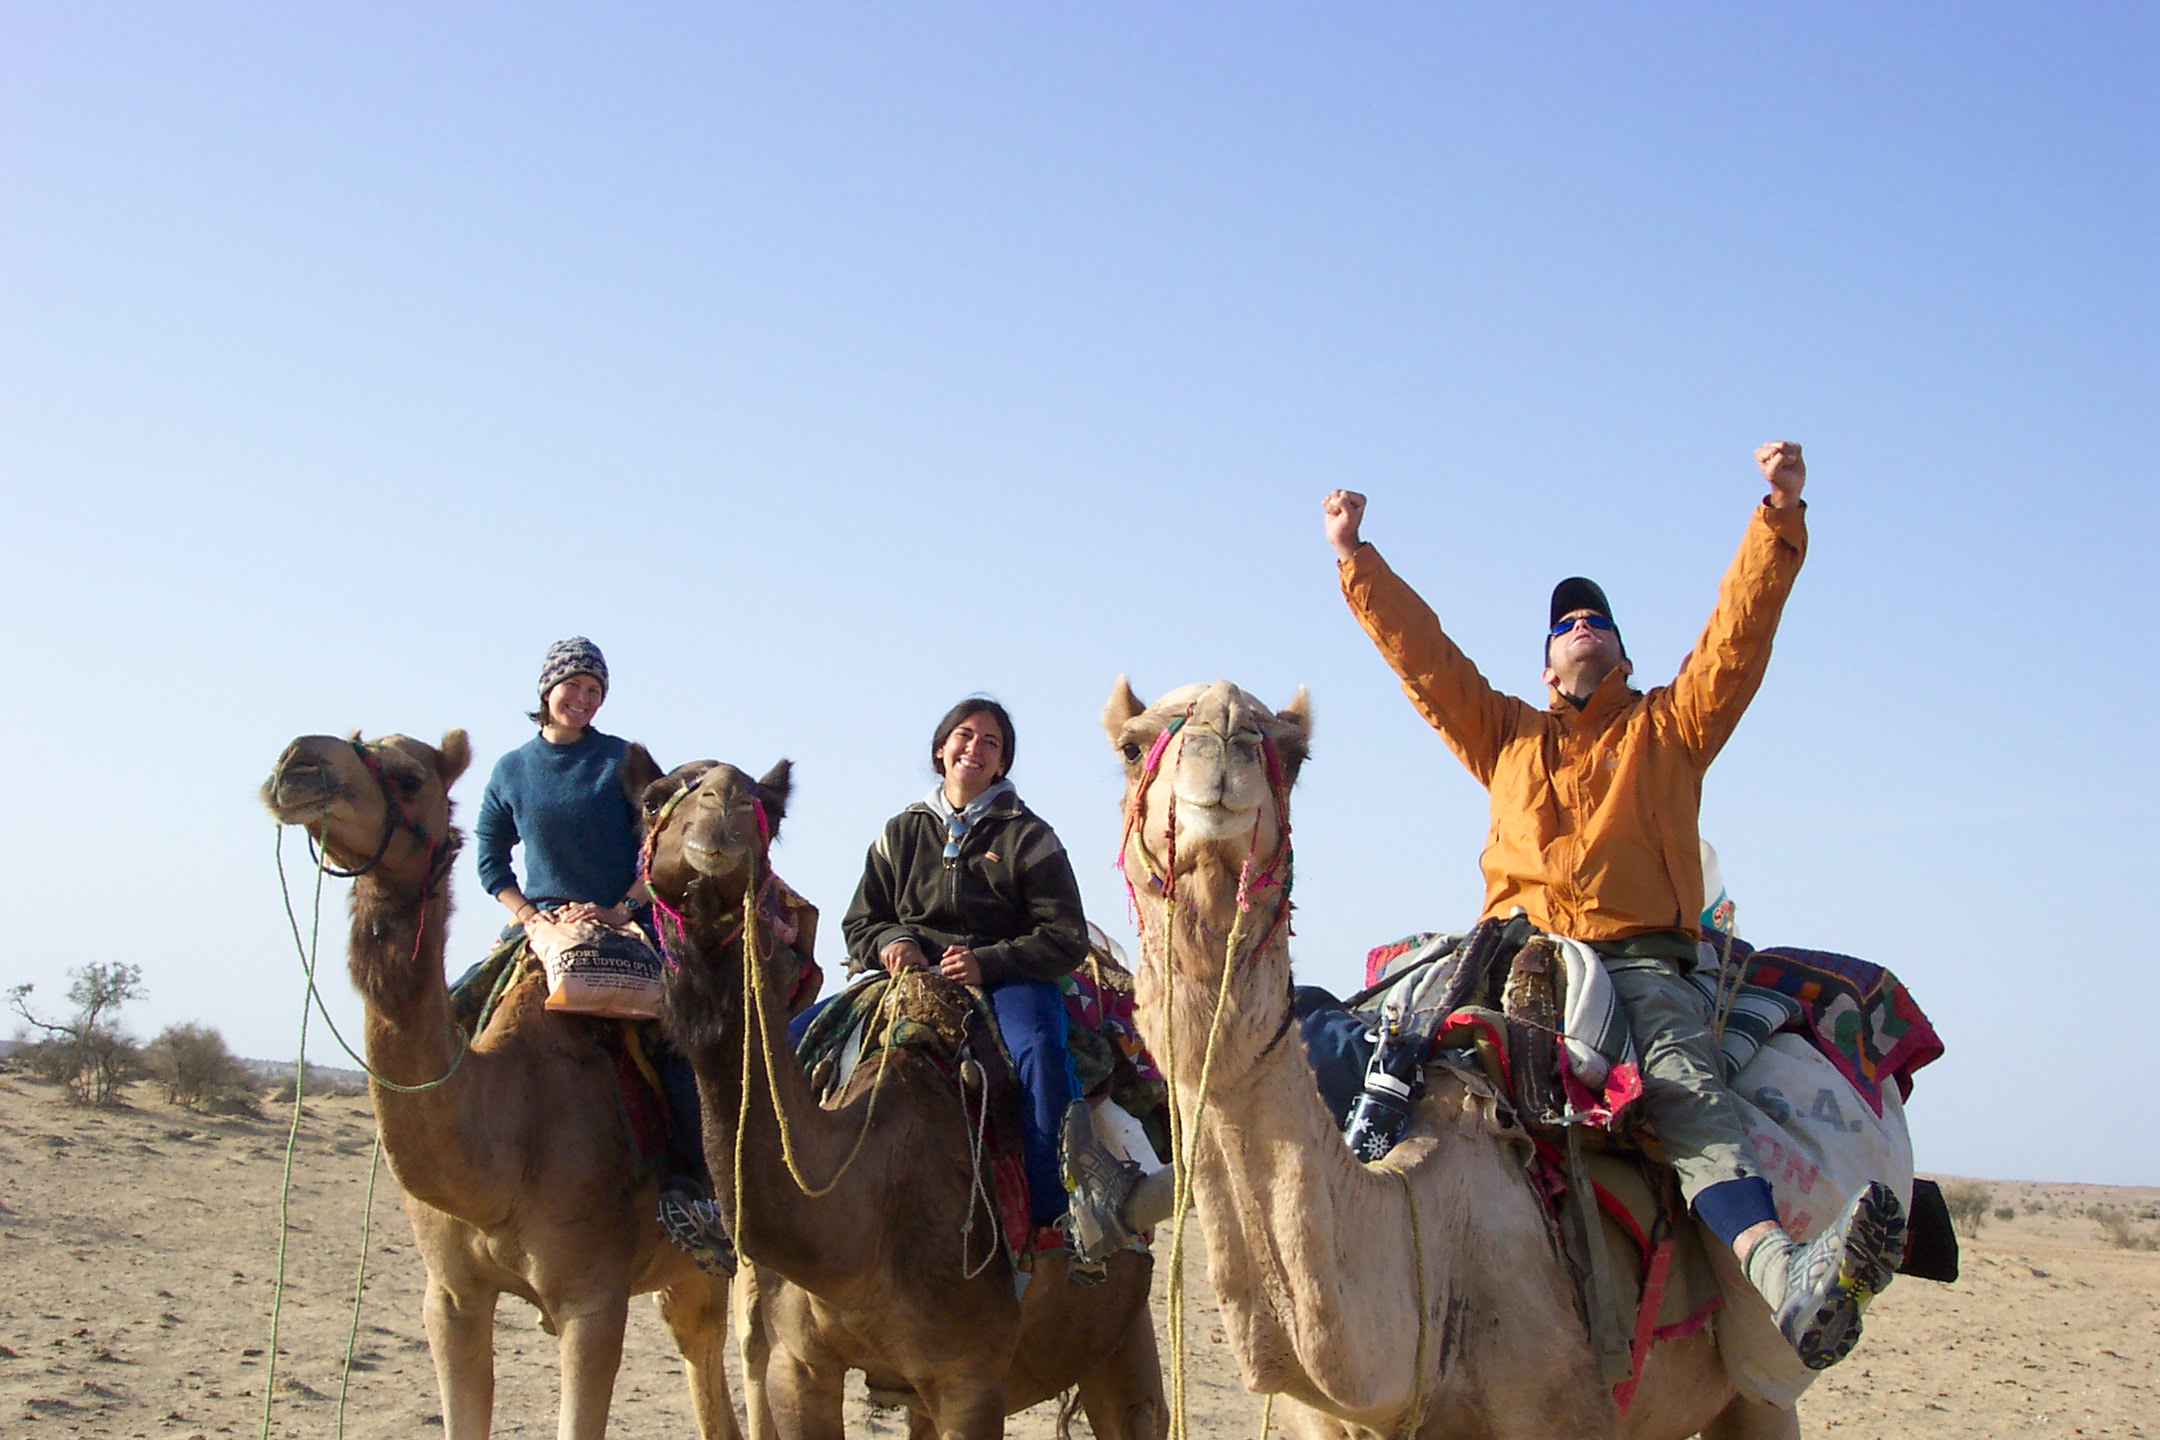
left=1611, top=1235, right=1674, bottom=1415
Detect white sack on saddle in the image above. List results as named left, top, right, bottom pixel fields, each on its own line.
left=1709, top=1032, right=1916, bottom=1407
left=532, top=919, right=665, bottom=1021
left=1729, top=1032, right=1914, bottom=1241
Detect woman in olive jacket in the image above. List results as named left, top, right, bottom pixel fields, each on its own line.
left=840, top=697, right=1099, bottom=1236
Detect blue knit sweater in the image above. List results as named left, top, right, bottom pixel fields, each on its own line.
left=474, top=729, right=640, bottom=908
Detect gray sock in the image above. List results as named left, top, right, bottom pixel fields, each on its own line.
left=1743, top=1228, right=1796, bottom=1309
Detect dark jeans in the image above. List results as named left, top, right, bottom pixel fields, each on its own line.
left=990, top=979, right=1082, bottom=1226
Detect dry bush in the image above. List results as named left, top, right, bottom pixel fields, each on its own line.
left=1993, top=1205, right=2016, bottom=1222
left=7, top=963, right=144, bottom=1106
left=1941, top=1179, right=1994, bottom=1236
left=268, top=1071, right=366, bottom=1105
left=2093, top=1208, right=2160, bottom=1251
left=142, top=1023, right=261, bottom=1116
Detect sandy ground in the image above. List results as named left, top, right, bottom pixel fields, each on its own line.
left=2, top=1070, right=2155, bottom=1439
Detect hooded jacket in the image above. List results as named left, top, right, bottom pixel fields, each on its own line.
left=1339, top=500, right=1807, bottom=947
left=841, top=785, right=1090, bottom=986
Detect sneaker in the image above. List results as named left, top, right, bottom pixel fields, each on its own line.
left=657, top=1182, right=737, bottom=1277
left=1775, top=1182, right=1906, bottom=1370
left=1058, top=1101, right=1142, bottom=1273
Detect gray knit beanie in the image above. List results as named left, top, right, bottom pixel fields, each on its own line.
left=538, top=637, right=609, bottom=701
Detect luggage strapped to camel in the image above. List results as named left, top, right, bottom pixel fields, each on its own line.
left=1322, top=914, right=1944, bottom=1412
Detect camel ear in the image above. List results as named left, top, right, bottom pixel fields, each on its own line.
left=436, top=729, right=472, bottom=786
left=1270, top=689, right=1311, bottom=779
left=1102, top=675, right=1146, bottom=744
left=757, top=760, right=793, bottom=830
left=618, top=742, right=664, bottom=806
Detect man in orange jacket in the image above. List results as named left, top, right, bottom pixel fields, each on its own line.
left=1325, top=442, right=1903, bottom=1371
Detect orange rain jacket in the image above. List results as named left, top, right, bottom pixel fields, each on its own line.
left=1339, top=502, right=1807, bottom=945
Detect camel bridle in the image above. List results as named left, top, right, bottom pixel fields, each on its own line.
left=288, top=737, right=454, bottom=892
left=1117, top=706, right=1296, bottom=966
left=640, top=780, right=775, bottom=970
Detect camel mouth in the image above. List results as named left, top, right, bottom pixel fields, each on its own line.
left=680, top=835, right=752, bottom=875
left=1172, top=796, right=1263, bottom=841
left=261, top=763, right=344, bottom=823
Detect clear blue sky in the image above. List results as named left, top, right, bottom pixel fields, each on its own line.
left=4, top=5, right=2153, bottom=1185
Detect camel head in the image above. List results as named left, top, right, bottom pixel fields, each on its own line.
left=639, top=758, right=794, bottom=910
left=261, top=730, right=472, bottom=890
left=1103, top=677, right=1309, bottom=896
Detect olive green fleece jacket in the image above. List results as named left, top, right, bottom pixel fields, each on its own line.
left=841, top=788, right=1090, bottom=986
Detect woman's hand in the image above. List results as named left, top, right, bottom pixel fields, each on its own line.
left=939, top=947, right=984, bottom=986
left=881, top=939, right=930, bottom=975
left=552, top=902, right=603, bottom=925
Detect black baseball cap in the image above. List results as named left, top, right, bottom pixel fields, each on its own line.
left=1550, top=577, right=1614, bottom=628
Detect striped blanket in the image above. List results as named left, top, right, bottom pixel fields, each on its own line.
left=1705, top=938, right=1943, bottom=1115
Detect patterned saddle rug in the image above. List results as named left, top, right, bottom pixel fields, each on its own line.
left=795, top=971, right=1041, bottom=1269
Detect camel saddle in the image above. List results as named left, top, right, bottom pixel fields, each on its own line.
left=794, top=972, right=1040, bottom=1269
left=447, top=935, right=676, bottom=1178
left=1346, top=918, right=1721, bottom=1403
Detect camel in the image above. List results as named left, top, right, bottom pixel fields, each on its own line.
left=261, top=730, right=740, bottom=1440
left=641, top=757, right=1166, bottom=1440
left=1101, top=679, right=1804, bottom=1440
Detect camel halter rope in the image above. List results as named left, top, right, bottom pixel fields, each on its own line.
left=263, top=738, right=469, bottom=1440
left=639, top=787, right=905, bottom=1245
left=1117, top=708, right=1301, bottom=1440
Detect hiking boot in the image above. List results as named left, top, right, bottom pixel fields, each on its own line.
left=657, top=1182, right=737, bottom=1278
left=1058, top=1100, right=1142, bottom=1273
left=1774, top=1182, right=1905, bottom=1370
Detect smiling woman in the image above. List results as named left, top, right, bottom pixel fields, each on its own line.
left=471, top=636, right=735, bottom=1275
left=836, top=695, right=1140, bottom=1266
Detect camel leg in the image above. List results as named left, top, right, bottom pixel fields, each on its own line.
left=422, top=1278, right=498, bottom=1440
left=657, top=1282, right=740, bottom=1440
left=1076, top=1304, right=1165, bottom=1440
left=920, top=1382, right=1006, bottom=1440
left=552, top=1294, right=630, bottom=1440
left=733, top=1268, right=779, bottom=1440
left=1699, top=1394, right=1801, bottom=1440
left=765, top=1345, right=847, bottom=1440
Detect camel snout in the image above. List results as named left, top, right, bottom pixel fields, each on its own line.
left=261, top=741, right=342, bottom=821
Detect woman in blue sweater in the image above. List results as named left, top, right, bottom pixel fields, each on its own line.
left=474, top=636, right=732, bottom=1274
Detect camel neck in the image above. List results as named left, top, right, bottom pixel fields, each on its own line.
left=344, top=874, right=503, bottom=1217
left=1140, top=904, right=1440, bottom=1429
left=667, top=887, right=892, bottom=1290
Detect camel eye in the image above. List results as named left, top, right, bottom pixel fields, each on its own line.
left=391, top=770, right=423, bottom=798
left=1121, top=743, right=1142, bottom=764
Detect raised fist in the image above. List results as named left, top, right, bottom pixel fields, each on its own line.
left=1756, top=442, right=1805, bottom=509
left=1323, top=489, right=1368, bottom=560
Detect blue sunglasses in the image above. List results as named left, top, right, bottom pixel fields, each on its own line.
left=1549, top=613, right=1617, bottom=638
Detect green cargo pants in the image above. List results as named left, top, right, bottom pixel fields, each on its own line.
left=1602, top=954, right=1762, bottom=1204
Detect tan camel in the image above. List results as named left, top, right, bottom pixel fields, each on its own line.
left=261, top=731, right=739, bottom=1440
left=640, top=757, right=1166, bottom=1440
left=1102, top=679, right=1804, bottom=1440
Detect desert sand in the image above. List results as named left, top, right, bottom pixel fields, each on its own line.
left=1, top=1069, right=2153, bottom=1439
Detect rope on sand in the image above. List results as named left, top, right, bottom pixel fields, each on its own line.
left=261, top=821, right=330, bottom=1440
left=263, top=822, right=406, bottom=1440
left=336, top=1137, right=385, bottom=1439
